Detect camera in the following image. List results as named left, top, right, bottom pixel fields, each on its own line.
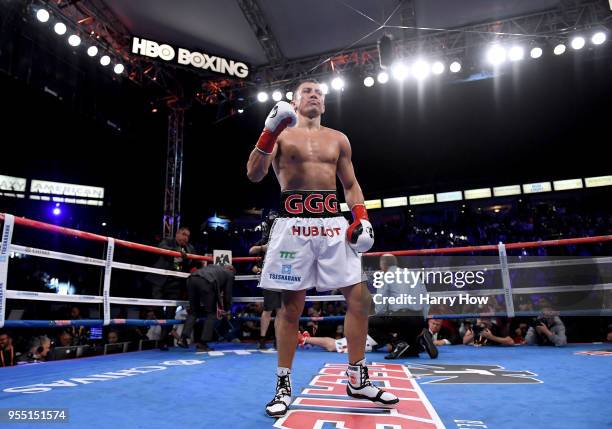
left=529, top=317, right=547, bottom=328
left=472, top=324, right=485, bottom=337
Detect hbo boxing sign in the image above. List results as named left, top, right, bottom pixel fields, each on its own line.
left=131, top=37, right=249, bottom=79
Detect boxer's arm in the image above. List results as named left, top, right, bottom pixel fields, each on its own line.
left=247, top=143, right=278, bottom=182
left=336, top=134, right=365, bottom=207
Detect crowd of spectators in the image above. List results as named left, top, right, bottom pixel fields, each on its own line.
left=2, top=196, right=612, bottom=367
left=371, top=199, right=612, bottom=255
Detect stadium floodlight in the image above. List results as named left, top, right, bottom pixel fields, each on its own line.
left=530, top=47, right=543, bottom=59
left=36, top=9, right=50, bottom=23
left=449, top=61, right=462, bottom=73
left=570, top=36, right=585, bottom=50
left=331, top=77, right=345, bottom=91
left=553, top=43, right=566, bottom=55
left=591, top=32, right=606, bottom=45
left=257, top=91, right=269, bottom=103
left=54, top=22, right=67, bottom=35
left=486, top=45, right=507, bottom=65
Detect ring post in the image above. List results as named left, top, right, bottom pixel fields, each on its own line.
left=0, top=214, right=15, bottom=329
left=102, top=237, right=115, bottom=326
left=498, top=242, right=515, bottom=318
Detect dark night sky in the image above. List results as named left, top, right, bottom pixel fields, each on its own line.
left=1, top=33, right=611, bottom=236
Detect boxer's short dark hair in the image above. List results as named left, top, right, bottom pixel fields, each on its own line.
left=293, top=78, right=321, bottom=96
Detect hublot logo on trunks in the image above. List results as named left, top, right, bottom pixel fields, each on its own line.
left=291, top=226, right=342, bottom=237
left=284, top=193, right=339, bottom=215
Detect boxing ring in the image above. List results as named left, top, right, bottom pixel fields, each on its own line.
left=1, top=213, right=611, bottom=428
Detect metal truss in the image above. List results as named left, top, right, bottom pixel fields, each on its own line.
left=239, top=0, right=612, bottom=91
left=38, top=0, right=189, bottom=236
left=236, top=0, right=285, bottom=65
left=162, top=104, right=185, bottom=239
left=43, top=0, right=185, bottom=97
left=32, top=0, right=612, bottom=99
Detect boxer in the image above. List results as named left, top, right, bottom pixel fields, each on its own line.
left=247, top=79, right=398, bottom=418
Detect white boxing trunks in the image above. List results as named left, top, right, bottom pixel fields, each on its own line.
left=259, top=190, right=362, bottom=292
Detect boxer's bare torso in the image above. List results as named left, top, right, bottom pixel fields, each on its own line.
left=273, top=126, right=346, bottom=191
left=247, top=81, right=364, bottom=208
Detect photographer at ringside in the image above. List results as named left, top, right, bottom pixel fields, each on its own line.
left=463, top=318, right=514, bottom=346
left=524, top=309, right=567, bottom=347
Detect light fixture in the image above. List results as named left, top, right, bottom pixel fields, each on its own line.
left=411, top=60, right=430, bottom=80
left=113, top=64, right=125, bottom=74
left=363, top=76, right=375, bottom=87
left=272, top=90, right=282, bottom=102
left=285, top=91, right=293, bottom=101
left=591, top=31, right=606, bottom=45
left=257, top=91, right=269, bottom=103
left=553, top=43, right=566, bottom=55
left=449, top=61, right=461, bottom=73
left=530, top=47, right=543, bottom=59
left=68, top=35, right=81, bottom=47
left=87, top=46, right=98, bottom=57
left=570, top=36, right=585, bottom=50
left=431, top=61, right=445, bottom=75
left=377, top=71, right=389, bottom=84
left=54, top=22, right=67, bottom=35
left=486, top=45, right=507, bottom=65
left=508, top=46, right=525, bottom=61
left=331, top=77, right=345, bottom=91
left=391, top=62, right=409, bottom=81
left=36, top=9, right=50, bottom=23
left=100, top=55, right=111, bottom=66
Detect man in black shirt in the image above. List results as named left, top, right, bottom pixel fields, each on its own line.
left=145, top=227, right=196, bottom=350
left=179, top=264, right=235, bottom=351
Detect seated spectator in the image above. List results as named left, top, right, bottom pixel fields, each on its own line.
left=57, top=330, right=74, bottom=347
left=512, top=322, right=529, bottom=344
left=0, top=329, right=19, bottom=367
left=21, top=335, right=52, bottom=362
left=68, top=306, right=89, bottom=345
left=171, top=306, right=188, bottom=345
left=525, top=311, right=567, bottom=346
left=144, top=310, right=162, bottom=341
left=427, top=319, right=458, bottom=346
left=107, top=330, right=120, bottom=344
left=463, top=318, right=514, bottom=346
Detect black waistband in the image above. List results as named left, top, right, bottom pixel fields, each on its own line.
left=280, top=190, right=340, bottom=218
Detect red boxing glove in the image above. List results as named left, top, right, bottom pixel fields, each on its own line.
left=346, top=204, right=374, bottom=252
left=256, top=117, right=294, bottom=154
